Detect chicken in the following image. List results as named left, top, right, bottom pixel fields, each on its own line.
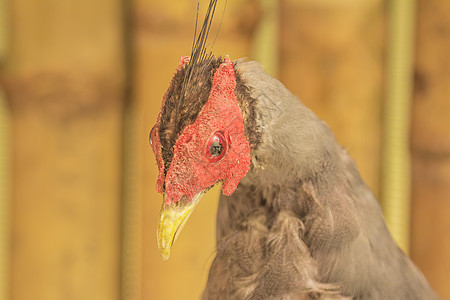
left=149, top=1, right=439, bottom=299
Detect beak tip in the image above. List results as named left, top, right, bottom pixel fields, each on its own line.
left=156, top=191, right=205, bottom=261
left=157, top=229, right=172, bottom=261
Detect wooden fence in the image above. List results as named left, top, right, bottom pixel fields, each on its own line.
left=0, top=0, right=449, bottom=299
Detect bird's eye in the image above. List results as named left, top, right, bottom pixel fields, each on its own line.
left=210, top=141, right=223, bottom=157
left=205, top=131, right=228, bottom=163
left=149, top=126, right=156, bottom=147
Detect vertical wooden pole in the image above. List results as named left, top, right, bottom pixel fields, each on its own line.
left=380, top=0, right=417, bottom=254
left=0, top=0, right=125, bottom=299
left=0, top=0, right=11, bottom=299
left=0, top=89, right=10, bottom=300
left=120, top=104, right=143, bottom=300
left=120, top=1, right=143, bottom=299
left=252, top=0, right=280, bottom=77
left=0, top=0, right=7, bottom=61
left=410, top=0, right=450, bottom=298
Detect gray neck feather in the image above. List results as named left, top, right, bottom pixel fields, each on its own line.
left=234, top=59, right=342, bottom=190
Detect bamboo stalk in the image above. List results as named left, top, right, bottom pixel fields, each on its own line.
left=252, top=0, right=280, bottom=77
left=0, top=0, right=10, bottom=298
left=120, top=0, right=142, bottom=298
left=0, top=90, right=10, bottom=300
left=0, top=0, right=7, bottom=62
left=381, top=0, right=417, bottom=254
left=120, top=104, right=143, bottom=300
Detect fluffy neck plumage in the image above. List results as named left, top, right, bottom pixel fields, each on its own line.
left=234, top=59, right=342, bottom=196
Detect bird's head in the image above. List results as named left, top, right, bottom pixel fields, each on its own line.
left=150, top=0, right=261, bottom=260
left=150, top=55, right=258, bottom=259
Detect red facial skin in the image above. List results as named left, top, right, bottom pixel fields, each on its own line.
left=151, top=56, right=251, bottom=205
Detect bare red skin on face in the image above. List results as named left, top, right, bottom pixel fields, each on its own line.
left=152, top=57, right=251, bottom=205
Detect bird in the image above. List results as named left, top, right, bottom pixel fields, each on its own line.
left=149, top=1, right=439, bottom=299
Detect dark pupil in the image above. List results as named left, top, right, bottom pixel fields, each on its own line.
left=209, top=141, right=223, bottom=157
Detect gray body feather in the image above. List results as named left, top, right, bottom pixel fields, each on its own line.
left=202, top=60, right=438, bottom=300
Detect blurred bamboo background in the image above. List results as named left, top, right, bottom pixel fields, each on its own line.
left=0, top=0, right=449, bottom=300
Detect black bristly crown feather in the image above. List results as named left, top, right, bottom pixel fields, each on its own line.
left=158, top=0, right=223, bottom=176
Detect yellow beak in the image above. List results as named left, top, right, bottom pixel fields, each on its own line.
left=157, top=191, right=204, bottom=260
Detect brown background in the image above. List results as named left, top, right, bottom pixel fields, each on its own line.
left=0, top=0, right=448, bottom=299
